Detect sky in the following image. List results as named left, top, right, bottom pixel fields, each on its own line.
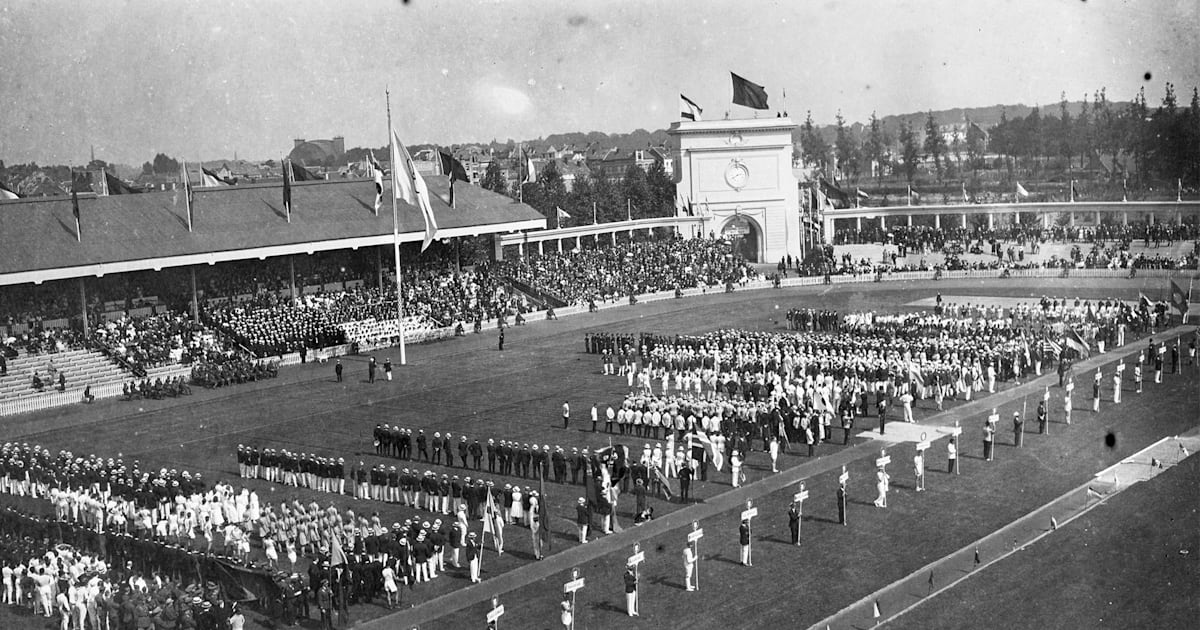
left=1, top=0, right=1197, bottom=166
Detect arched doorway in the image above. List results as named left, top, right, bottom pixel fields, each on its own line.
left=721, top=214, right=761, bottom=262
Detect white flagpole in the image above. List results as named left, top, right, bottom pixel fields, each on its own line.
left=387, top=89, right=409, bottom=366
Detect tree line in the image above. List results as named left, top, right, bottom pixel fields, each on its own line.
left=479, top=159, right=677, bottom=226
left=797, top=83, right=1200, bottom=189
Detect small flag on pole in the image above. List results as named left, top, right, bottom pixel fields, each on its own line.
left=524, top=149, right=537, bottom=184
left=439, top=151, right=470, bottom=208
left=282, top=158, right=292, bottom=222
left=180, top=162, right=194, bottom=231
left=680, top=93, right=703, bottom=121
left=369, top=150, right=384, bottom=215
left=555, top=206, right=570, bottom=229
left=974, top=547, right=981, bottom=566
left=731, top=72, right=769, bottom=110
left=873, top=600, right=881, bottom=618
left=201, top=168, right=229, bottom=187
left=928, top=570, right=934, bottom=590
left=1050, top=516, right=1058, bottom=530
left=71, top=188, right=82, bottom=242
left=962, top=181, right=969, bottom=203
left=1016, top=182, right=1030, bottom=198
left=1069, top=180, right=1076, bottom=202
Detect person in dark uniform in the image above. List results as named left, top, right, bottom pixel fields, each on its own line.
left=876, top=389, right=889, bottom=435
left=1092, top=371, right=1102, bottom=413
left=1171, top=341, right=1180, bottom=374
left=983, top=418, right=995, bottom=461
left=498, top=329, right=505, bottom=351
left=623, top=563, right=638, bottom=617
left=1012, top=412, right=1024, bottom=447
left=738, top=519, right=752, bottom=566
left=678, top=462, right=692, bottom=503
left=1037, top=400, right=1048, bottom=434
left=787, top=501, right=801, bottom=546
left=368, top=357, right=377, bottom=383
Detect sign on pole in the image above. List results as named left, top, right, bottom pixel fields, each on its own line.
left=487, top=597, right=505, bottom=624
left=563, top=577, right=585, bottom=593
left=687, top=527, right=705, bottom=543
left=628, top=543, right=645, bottom=567
left=916, top=431, right=930, bottom=452
left=839, top=465, right=849, bottom=485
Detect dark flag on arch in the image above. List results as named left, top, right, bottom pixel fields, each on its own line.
left=731, top=72, right=769, bottom=110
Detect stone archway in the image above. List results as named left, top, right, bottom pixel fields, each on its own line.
left=720, top=214, right=762, bottom=262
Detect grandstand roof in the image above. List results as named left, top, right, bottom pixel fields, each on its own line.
left=0, top=176, right=545, bottom=286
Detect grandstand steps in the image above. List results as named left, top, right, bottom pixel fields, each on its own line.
left=834, top=239, right=1197, bottom=268
left=0, top=348, right=131, bottom=402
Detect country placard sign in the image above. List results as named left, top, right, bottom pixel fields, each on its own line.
left=794, top=489, right=809, bottom=503
left=487, top=604, right=506, bottom=623
left=839, top=471, right=849, bottom=483
left=687, top=528, right=705, bottom=543
left=563, top=578, right=585, bottom=593
left=875, top=455, right=890, bottom=468
left=987, top=413, right=1000, bottom=425
left=946, top=426, right=962, bottom=436
left=916, top=440, right=931, bottom=451
left=1066, top=382, right=1075, bottom=392
left=627, top=551, right=645, bottom=566
left=1117, top=362, right=1126, bottom=373
left=741, top=507, right=758, bottom=521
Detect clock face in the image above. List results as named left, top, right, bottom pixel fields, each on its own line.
left=725, top=162, right=749, bottom=190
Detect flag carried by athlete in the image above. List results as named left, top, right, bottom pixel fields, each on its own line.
left=1169, top=278, right=1191, bottom=317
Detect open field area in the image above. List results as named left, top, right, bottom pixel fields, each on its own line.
left=1, top=276, right=1197, bottom=630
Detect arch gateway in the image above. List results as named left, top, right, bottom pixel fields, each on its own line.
left=669, top=118, right=802, bottom=264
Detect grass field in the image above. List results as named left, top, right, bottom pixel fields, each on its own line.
left=0, top=276, right=1195, bottom=630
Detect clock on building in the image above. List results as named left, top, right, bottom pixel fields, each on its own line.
left=725, top=161, right=749, bottom=190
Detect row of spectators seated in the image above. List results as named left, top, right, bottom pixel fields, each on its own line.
left=498, top=236, right=761, bottom=306
left=91, top=313, right=220, bottom=373
left=203, top=265, right=530, bottom=357
left=122, top=376, right=192, bottom=400
left=189, top=353, right=278, bottom=388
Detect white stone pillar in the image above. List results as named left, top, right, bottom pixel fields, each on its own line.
left=538, top=241, right=544, bottom=255
left=906, top=215, right=913, bottom=227
left=987, top=214, right=994, bottom=230
left=934, top=214, right=941, bottom=229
